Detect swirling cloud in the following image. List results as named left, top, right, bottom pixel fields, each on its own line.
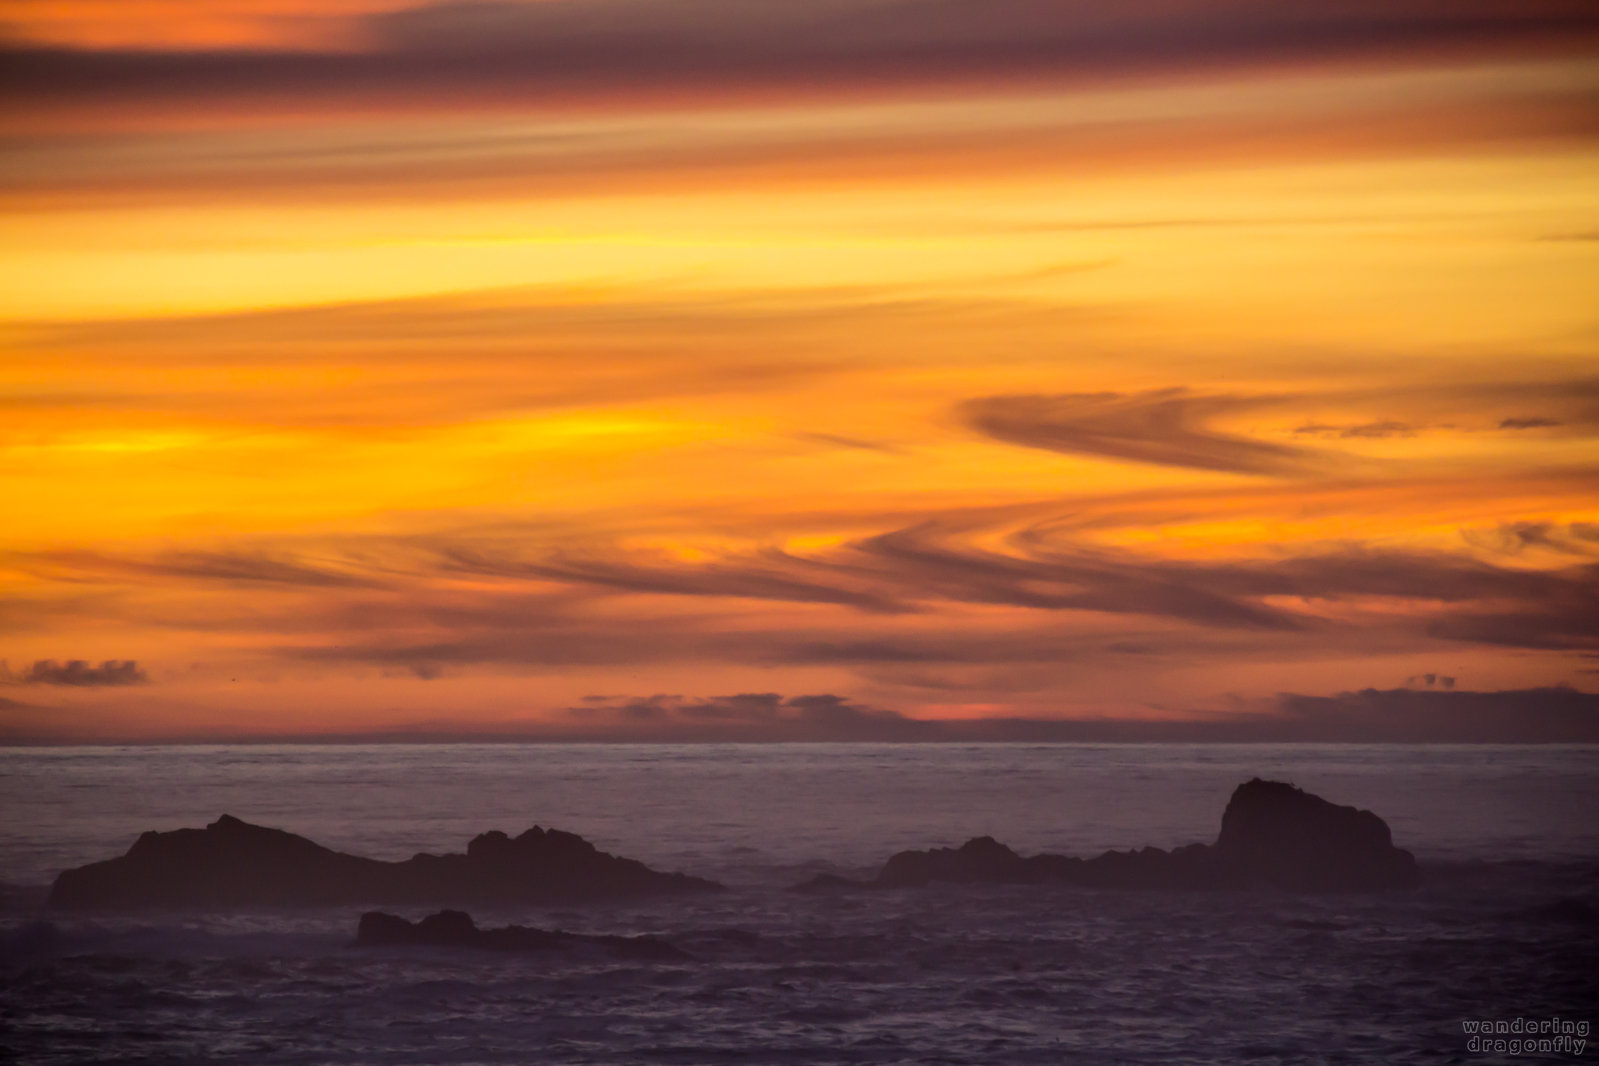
left=962, top=390, right=1325, bottom=475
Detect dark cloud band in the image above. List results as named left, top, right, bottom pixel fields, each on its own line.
left=5, top=0, right=1596, bottom=116
left=11, top=659, right=148, bottom=686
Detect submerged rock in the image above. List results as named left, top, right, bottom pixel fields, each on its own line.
left=355, top=909, right=688, bottom=960
left=50, top=817, right=722, bottom=909
left=806, top=778, right=1418, bottom=893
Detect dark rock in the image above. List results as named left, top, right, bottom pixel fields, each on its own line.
left=50, top=816, right=722, bottom=909
left=354, top=909, right=420, bottom=944
left=1069, top=842, right=1227, bottom=890
left=800, top=778, right=1417, bottom=894
left=354, top=909, right=688, bottom=961
left=1214, top=778, right=1418, bottom=891
left=878, top=836, right=1027, bottom=887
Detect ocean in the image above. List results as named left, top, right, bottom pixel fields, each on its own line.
left=3, top=743, right=1596, bottom=1064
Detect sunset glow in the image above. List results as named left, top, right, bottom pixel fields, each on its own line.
left=3, top=0, right=1597, bottom=741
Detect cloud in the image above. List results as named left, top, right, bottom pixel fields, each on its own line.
left=795, top=432, right=903, bottom=454
left=508, top=685, right=1599, bottom=743
left=259, top=547, right=1599, bottom=691
left=855, top=518, right=1595, bottom=622
left=1294, top=420, right=1419, bottom=439
left=7, top=683, right=1593, bottom=743
left=14, top=549, right=384, bottom=589
left=1264, top=685, right=1599, bottom=742
left=421, top=520, right=1331, bottom=631
left=2, top=286, right=848, bottom=435
left=256, top=514, right=1599, bottom=680
left=963, top=381, right=1599, bottom=475
left=569, top=691, right=931, bottom=740
left=14, top=659, right=148, bottom=686
left=853, top=522, right=1308, bottom=628
left=1426, top=592, right=1599, bottom=651
left=7, top=75, right=1593, bottom=211
left=6, top=0, right=1594, bottom=123
left=436, top=543, right=905, bottom=613
left=1463, top=521, right=1599, bottom=557
left=961, top=390, right=1327, bottom=476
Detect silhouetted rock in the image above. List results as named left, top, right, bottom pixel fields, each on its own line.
left=1214, top=778, right=1418, bottom=890
left=355, top=909, right=688, bottom=960
left=50, top=816, right=722, bottom=909
left=878, top=836, right=1022, bottom=886
left=808, top=778, right=1418, bottom=893
left=1069, top=842, right=1228, bottom=890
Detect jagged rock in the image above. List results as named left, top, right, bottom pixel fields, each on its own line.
left=50, top=816, right=722, bottom=909
left=355, top=909, right=688, bottom=961
left=801, top=778, right=1418, bottom=893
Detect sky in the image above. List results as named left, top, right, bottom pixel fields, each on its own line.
left=2, top=0, right=1597, bottom=742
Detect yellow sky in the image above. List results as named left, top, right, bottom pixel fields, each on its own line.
left=2, top=1, right=1597, bottom=741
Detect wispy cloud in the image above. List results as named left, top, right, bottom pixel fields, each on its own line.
left=205, top=514, right=1599, bottom=685
left=14, top=549, right=386, bottom=589
left=3, top=2, right=1595, bottom=740
left=963, top=380, right=1599, bottom=474
left=962, top=389, right=1326, bottom=475
left=1294, top=420, right=1419, bottom=439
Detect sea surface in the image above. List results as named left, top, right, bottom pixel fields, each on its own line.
left=2, top=743, right=1596, bottom=1064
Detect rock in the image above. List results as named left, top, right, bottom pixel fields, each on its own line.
left=877, top=836, right=1034, bottom=887
left=354, top=909, right=688, bottom=961
left=801, top=778, right=1417, bottom=893
left=50, top=816, right=722, bottom=909
left=1069, top=843, right=1226, bottom=891
left=1214, top=778, right=1418, bottom=891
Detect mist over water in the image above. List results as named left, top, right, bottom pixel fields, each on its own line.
left=3, top=743, right=1597, bottom=1064
left=5, top=743, right=1599, bottom=885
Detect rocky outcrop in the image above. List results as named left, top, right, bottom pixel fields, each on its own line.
left=355, top=909, right=688, bottom=960
left=50, top=816, right=722, bottom=909
left=796, top=779, right=1418, bottom=893
left=1213, top=777, right=1417, bottom=890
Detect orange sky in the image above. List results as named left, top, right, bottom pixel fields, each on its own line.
left=2, top=0, right=1597, bottom=742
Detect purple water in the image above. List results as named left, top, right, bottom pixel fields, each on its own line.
left=3, top=743, right=1596, bottom=1064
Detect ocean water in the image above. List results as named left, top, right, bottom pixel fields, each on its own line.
left=2, top=743, right=1596, bottom=1064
